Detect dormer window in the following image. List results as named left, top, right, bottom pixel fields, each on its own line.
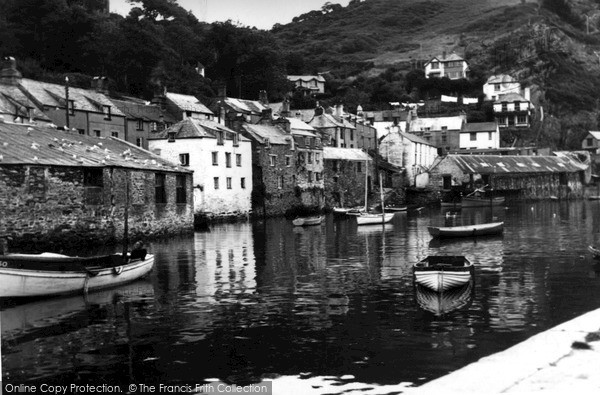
left=217, top=131, right=224, bottom=145
left=137, top=119, right=144, bottom=130
left=103, top=105, right=111, bottom=120
left=68, top=100, right=75, bottom=115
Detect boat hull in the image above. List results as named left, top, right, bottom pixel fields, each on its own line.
left=292, top=216, right=323, bottom=226
left=461, top=196, right=505, bottom=207
left=356, top=213, right=395, bottom=225
left=0, top=254, right=155, bottom=298
left=415, top=281, right=474, bottom=315
left=428, top=222, right=504, bottom=238
left=413, top=255, right=474, bottom=292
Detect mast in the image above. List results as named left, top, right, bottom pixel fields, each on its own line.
left=364, top=159, right=368, bottom=212
left=122, top=170, right=129, bottom=260
left=379, top=171, right=386, bottom=225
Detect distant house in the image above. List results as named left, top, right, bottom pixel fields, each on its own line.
left=309, top=105, right=357, bottom=148
left=151, top=90, right=214, bottom=122
left=148, top=118, right=252, bottom=220
left=582, top=131, right=600, bottom=154
left=379, top=127, right=438, bottom=187
left=428, top=154, right=588, bottom=199
left=483, top=74, right=522, bottom=101
left=322, top=147, right=373, bottom=208
left=407, top=115, right=466, bottom=154
left=493, top=92, right=533, bottom=128
left=112, top=98, right=177, bottom=149
left=287, top=75, right=326, bottom=95
left=361, top=108, right=409, bottom=138
left=0, top=122, right=193, bottom=248
left=460, top=122, right=500, bottom=150
left=424, top=52, right=468, bottom=80
left=216, top=87, right=269, bottom=128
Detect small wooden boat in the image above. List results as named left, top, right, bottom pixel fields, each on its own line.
left=413, top=255, right=474, bottom=292
left=588, top=196, right=600, bottom=200
left=333, top=207, right=351, bottom=214
left=461, top=196, right=505, bottom=208
left=0, top=252, right=155, bottom=298
left=292, top=216, right=324, bottom=226
left=588, top=245, right=600, bottom=259
left=356, top=212, right=395, bottom=225
left=428, top=221, right=504, bottom=238
left=415, top=281, right=474, bottom=315
left=385, top=205, right=407, bottom=212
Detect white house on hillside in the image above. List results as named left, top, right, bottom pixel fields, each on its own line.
left=493, top=92, right=533, bottom=128
left=483, top=74, right=522, bottom=101
left=148, top=118, right=252, bottom=218
left=582, top=131, right=600, bottom=154
left=287, top=75, right=326, bottom=95
left=460, top=122, right=500, bottom=150
left=424, top=53, right=468, bottom=80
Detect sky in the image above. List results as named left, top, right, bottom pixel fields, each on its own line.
left=111, top=0, right=352, bottom=30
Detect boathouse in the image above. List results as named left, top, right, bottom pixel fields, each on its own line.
left=428, top=154, right=589, bottom=199
left=0, top=122, right=193, bottom=250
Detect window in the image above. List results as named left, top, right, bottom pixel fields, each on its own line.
left=308, top=171, right=313, bottom=182
left=494, top=83, right=500, bottom=91
left=488, top=132, right=493, bottom=140
left=442, top=135, right=447, bottom=143
left=233, top=133, right=239, bottom=146
left=587, top=137, right=594, bottom=147
left=269, top=155, right=276, bottom=166
left=214, top=177, right=219, bottom=189
left=111, top=131, right=119, bottom=138
left=441, top=126, right=448, bottom=131
left=316, top=172, right=321, bottom=182
left=217, top=131, right=224, bottom=145
left=332, top=160, right=338, bottom=172
left=185, top=111, right=192, bottom=118
left=350, top=130, right=354, bottom=140
left=285, top=156, right=291, bottom=166
left=137, top=119, right=144, bottom=130
left=150, top=122, right=157, bottom=132
left=179, top=153, right=190, bottom=166
left=470, top=132, right=477, bottom=141
left=237, top=154, right=242, bottom=167
left=315, top=153, right=320, bottom=163
left=94, top=130, right=101, bottom=137
left=226, top=152, right=232, bottom=168
left=212, top=152, right=218, bottom=165
left=226, top=177, right=232, bottom=189
left=83, top=168, right=103, bottom=205
left=501, top=103, right=508, bottom=112
left=136, top=137, right=143, bottom=147
left=517, top=115, right=528, bottom=124
left=278, top=175, right=283, bottom=189
left=155, top=173, right=166, bottom=204
left=68, top=100, right=75, bottom=115
left=357, top=162, right=362, bottom=172
left=241, top=178, right=246, bottom=189
left=78, top=129, right=85, bottom=135
left=431, top=61, right=439, bottom=69
left=103, top=105, right=111, bottom=120
left=308, top=153, right=313, bottom=164
left=176, top=175, right=186, bottom=203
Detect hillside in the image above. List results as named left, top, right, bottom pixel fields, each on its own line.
left=273, top=0, right=600, bottom=149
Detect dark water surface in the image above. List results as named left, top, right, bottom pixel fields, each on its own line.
left=3, top=201, right=600, bottom=392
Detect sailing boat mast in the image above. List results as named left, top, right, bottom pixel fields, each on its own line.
left=364, top=159, right=369, bottom=212
left=379, top=171, right=386, bottom=224
left=122, top=170, right=129, bottom=261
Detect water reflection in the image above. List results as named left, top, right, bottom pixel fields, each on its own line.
left=3, top=201, right=600, bottom=390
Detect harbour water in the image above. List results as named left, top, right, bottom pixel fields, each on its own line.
left=3, top=200, right=600, bottom=392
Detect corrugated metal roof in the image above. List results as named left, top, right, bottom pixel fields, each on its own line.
left=149, top=118, right=248, bottom=141
left=166, top=92, right=213, bottom=115
left=112, top=99, right=177, bottom=123
left=446, top=154, right=584, bottom=174
left=0, top=122, right=189, bottom=172
left=287, top=75, right=326, bottom=83
left=20, top=79, right=125, bottom=116
left=463, top=122, right=498, bottom=132
left=323, top=147, right=371, bottom=161
left=242, top=124, right=291, bottom=145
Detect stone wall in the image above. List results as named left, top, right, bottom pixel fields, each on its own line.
left=323, top=159, right=373, bottom=208
left=0, top=165, right=193, bottom=251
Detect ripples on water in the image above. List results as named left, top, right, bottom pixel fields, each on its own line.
left=3, top=201, right=600, bottom=393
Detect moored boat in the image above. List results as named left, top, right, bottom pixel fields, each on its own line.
left=413, top=255, right=474, bottom=292
left=292, top=216, right=324, bottom=226
left=428, top=221, right=504, bottom=238
left=461, top=196, right=505, bottom=208
left=588, top=245, right=600, bottom=259
left=0, top=252, right=155, bottom=298
left=385, top=205, right=407, bottom=212
left=356, top=212, right=395, bottom=225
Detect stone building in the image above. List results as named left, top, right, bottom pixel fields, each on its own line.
left=148, top=118, right=252, bottom=221
left=112, top=98, right=177, bottom=149
left=0, top=122, right=193, bottom=250
left=322, top=147, right=373, bottom=209
left=407, top=114, right=465, bottom=155
left=428, top=154, right=588, bottom=199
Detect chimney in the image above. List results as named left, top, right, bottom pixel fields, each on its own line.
left=259, top=108, right=272, bottom=123
left=281, top=99, right=291, bottom=117
left=217, top=83, right=227, bottom=101
left=167, top=131, right=176, bottom=142
left=92, top=76, right=108, bottom=94
left=275, top=117, right=291, bottom=133
left=335, top=104, right=343, bottom=118
left=524, top=87, right=531, bottom=101
left=0, top=57, right=22, bottom=86
left=258, top=90, right=269, bottom=105
left=151, top=85, right=167, bottom=111
left=195, top=62, right=205, bottom=77
left=314, top=104, right=324, bottom=116
left=442, top=50, right=447, bottom=60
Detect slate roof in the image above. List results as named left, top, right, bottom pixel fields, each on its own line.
left=485, top=74, right=517, bottom=84
left=112, top=99, right=177, bottom=124
left=293, top=109, right=317, bottom=123
left=323, top=147, right=371, bottom=161
left=438, top=154, right=585, bottom=174
left=242, top=124, right=291, bottom=145
left=495, top=93, right=529, bottom=103
left=20, top=78, right=125, bottom=116
left=363, top=109, right=409, bottom=122
left=149, top=118, right=247, bottom=141
left=288, top=117, right=317, bottom=137
left=463, top=122, right=498, bottom=133
left=222, top=97, right=267, bottom=115
left=0, top=85, right=51, bottom=122
left=588, top=131, right=600, bottom=140
left=310, top=113, right=355, bottom=129
left=425, top=53, right=466, bottom=66
left=0, top=122, right=188, bottom=172
left=400, top=131, right=435, bottom=146
left=166, top=92, right=213, bottom=115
